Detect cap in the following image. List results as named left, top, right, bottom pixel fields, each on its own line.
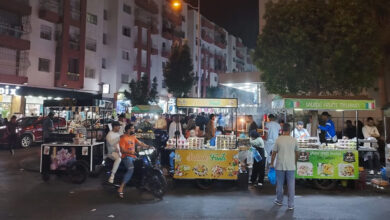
left=297, top=121, right=304, bottom=125
left=321, top=112, right=331, bottom=117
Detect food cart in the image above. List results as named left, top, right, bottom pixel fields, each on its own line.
left=132, top=105, right=163, bottom=146
left=273, top=97, right=376, bottom=189
left=170, top=98, right=249, bottom=189
left=40, top=99, right=112, bottom=183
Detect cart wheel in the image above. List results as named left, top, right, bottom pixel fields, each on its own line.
left=196, top=179, right=214, bottom=190
left=314, top=179, right=337, bottom=190
left=42, top=173, right=50, bottom=182
left=67, top=161, right=88, bottom=184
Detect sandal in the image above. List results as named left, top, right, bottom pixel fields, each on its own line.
left=118, top=191, right=124, bottom=199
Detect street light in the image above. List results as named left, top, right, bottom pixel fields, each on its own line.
left=171, top=0, right=201, bottom=98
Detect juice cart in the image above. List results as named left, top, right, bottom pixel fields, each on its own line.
left=273, top=97, right=376, bottom=189
left=171, top=98, right=248, bottom=189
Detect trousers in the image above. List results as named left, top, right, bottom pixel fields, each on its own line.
left=275, top=170, right=295, bottom=208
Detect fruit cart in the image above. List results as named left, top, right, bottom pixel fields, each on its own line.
left=273, top=97, right=376, bottom=189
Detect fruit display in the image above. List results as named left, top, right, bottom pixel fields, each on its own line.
left=216, top=135, right=236, bottom=149
left=135, top=131, right=155, bottom=139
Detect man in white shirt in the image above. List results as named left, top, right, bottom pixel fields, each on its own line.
left=264, top=114, right=281, bottom=165
left=291, top=121, right=310, bottom=139
left=362, top=117, right=381, bottom=175
left=169, top=115, right=183, bottom=139
left=106, top=121, right=122, bottom=183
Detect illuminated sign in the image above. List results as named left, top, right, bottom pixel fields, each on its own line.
left=0, top=85, right=18, bottom=95
left=102, top=84, right=110, bottom=94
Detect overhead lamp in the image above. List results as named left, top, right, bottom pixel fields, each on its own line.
left=295, top=108, right=303, bottom=111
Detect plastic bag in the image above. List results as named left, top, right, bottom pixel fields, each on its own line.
left=268, top=168, right=276, bottom=185
left=252, top=148, right=262, bottom=162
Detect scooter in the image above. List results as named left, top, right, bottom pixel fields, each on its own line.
left=102, top=148, right=167, bottom=199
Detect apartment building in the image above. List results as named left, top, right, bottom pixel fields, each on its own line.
left=0, top=0, right=256, bottom=116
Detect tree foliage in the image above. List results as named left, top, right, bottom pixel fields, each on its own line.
left=124, top=76, right=158, bottom=105
left=163, top=43, right=195, bottom=97
left=253, top=0, right=382, bottom=96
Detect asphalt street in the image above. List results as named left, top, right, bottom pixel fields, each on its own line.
left=1, top=145, right=390, bottom=220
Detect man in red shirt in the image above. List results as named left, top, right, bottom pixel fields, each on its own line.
left=117, top=124, right=151, bottom=198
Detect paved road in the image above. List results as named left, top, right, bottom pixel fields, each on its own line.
left=1, top=146, right=390, bottom=220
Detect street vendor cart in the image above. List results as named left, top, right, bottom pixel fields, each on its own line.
left=170, top=98, right=249, bottom=189
left=274, top=97, right=376, bottom=189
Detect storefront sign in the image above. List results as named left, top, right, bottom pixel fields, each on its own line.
left=0, top=85, right=17, bottom=95
left=296, top=149, right=359, bottom=180
left=176, top=98, right=238, bottom=108
left=174, top=149, right=239, bottom=180
left=283, top=98, right=375, bottom=110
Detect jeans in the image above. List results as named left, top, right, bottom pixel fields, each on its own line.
left=275, top=170, right=295, bottom=208
left=122, top=157, right=135, bottom=185
left=365, top=151, right=381, bottom=171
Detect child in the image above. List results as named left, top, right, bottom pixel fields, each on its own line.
left=249, top=130, right=266, bottom=186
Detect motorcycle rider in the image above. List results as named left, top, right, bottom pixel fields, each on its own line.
left=118, top=124, right=152, bottom=198
left=106, top=121, right=122, bottom=183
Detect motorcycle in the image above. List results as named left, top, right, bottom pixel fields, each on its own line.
left=101, top=148, right=167, bottom=199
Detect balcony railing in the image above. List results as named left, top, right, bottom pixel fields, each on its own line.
left=39, top=0, right=63, bottom=15
left=67, top=72, right=80, bottom=81
left=135, top=0, right=158, bottom=14
left=69, top=41, right=80, bottom=50
left=0, top=48, right=29, bottom=77
left=0, top=23, right=27, bottom=39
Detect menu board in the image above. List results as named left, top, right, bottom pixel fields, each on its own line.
left=174, top=149, right=239, bottom=180
left=296, top=149, right=359, bottom=180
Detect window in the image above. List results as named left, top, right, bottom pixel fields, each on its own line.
left=103, top=9, right=108, bottom=20
left=122, top=50, right=129, bottom=60
left=162, top=42, right=166, bottom=48
left=123, top=4, right=131, bottom=14
left=103, top=33, right=107, bottom=45
left=121, top=74, right=129, bottom=83
left=86, top=38, right=97, bottom=51
left=40, top=25, right=52, bottom=40
left=122, top=26, right=131, bottom=37
left=85, top=68, right=95, bottom=78
left=102, top=58, right=106, bottom=69
left=38, top=58, right=50, bottom=72
left=214, top=76, right=218, bottom=82
left=68, top=58, right=79, bottom=73
left=87, top=13, right=97, bottom=25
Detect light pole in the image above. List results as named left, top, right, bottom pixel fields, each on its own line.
left=172, top=0, right=201, bottom=98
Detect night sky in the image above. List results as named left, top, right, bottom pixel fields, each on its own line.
left=196, top=0, right=259, bottom=48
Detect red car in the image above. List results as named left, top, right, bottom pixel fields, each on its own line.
left=0, top=116, right=66, bottom=148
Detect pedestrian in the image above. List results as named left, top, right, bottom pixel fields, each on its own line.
left=270, top=123, right=298, bottom=210
left=43, top=112, right=55, bottom=143
left=264, top=114, right=281, bottom=165
left=7, top=115, right=17, bottom=155
left=168, top=115, right=183, bottom=139
left=106, top=121, right=122, bottom=183
left=249, top=130, right=266, bottom=187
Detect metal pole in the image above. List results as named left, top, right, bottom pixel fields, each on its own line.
left=342, top=111, right=344, bottom=138
left=356, top=110, right=359, bottom=148
left=293, top=109, right=295, bottom=137
left=196, top=0, right=201, bottom=98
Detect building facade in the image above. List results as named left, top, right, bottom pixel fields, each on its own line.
left=0, top=0, right=256, bottom=117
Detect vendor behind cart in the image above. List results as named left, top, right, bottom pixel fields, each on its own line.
left=291, top=121, right=310, bottom=139
left=43, top=112, right=55, bottom=143
left=318, top=112, right=337, bottom=142
left=362, top=117, right=381, bottom=175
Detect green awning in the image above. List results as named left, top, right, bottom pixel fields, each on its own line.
left=132, top=105, right=163, bottom=114
left=273, top=98, right=376, bottom=111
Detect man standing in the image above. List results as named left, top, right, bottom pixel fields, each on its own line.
left=106, top=121, right=122, bottom=183
left=247, top=115, right=258, bottom=134
left=264, top=114, right=281, bottom=165
left=7, top=115, right=17, bottom=155
left=168, top=115, right=183, bottom=139
left=271, top=123, right=298, bottom=210
left=362, top=117, right=381, bottom=175
left=43, top=112, right=55, bottom=143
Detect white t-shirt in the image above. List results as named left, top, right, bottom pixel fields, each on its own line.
left=106, top=131, right=121, bottom=155
left=265, top=121, right=281, bottom=143
left=169, top=121, right=183, bottom=138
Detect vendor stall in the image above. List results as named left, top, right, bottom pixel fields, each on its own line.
left=171, top=98, right=248, bottom=188
left=274, top=97, right=376, bottom=189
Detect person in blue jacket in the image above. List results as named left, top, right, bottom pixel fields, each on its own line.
left=318, top=112, right=337, bottom=142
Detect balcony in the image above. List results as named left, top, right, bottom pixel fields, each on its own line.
left=236, top=39, right=244, bottom=48
left=0, top=24, right=30, bottom=50
left=134, top=40, right=147, bottom=50
left=135, top=0, right=158, bottom=14
left=162, top=26, right=173, bottom=40
left=67, top=72, right=80, bottom=81
left=39, top=0, right=62, bottom=23
left=134, top=15, right=158, bottom=35
left=0, top=49, right=29, bottom=84
left=161, top=49, right=171, bottom=58
left=0, top=0, right=32, bottom=16
left=133, top=64, right=148, bottom=72
left=201, top=30, right=214, bottom=44
left=236, top=50, right=244, bottom=60
left=151, top=44, right=158, bottom=55
left=201, top=18, right=214, bottom=30
left=69, top=41, right=80, bottom=51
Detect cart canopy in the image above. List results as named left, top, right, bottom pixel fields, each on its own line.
left=176, top=98, right=238, bottom=108
left=272, top=97, right=375, bottom=111
left=132, top=105, right=163, bottom=114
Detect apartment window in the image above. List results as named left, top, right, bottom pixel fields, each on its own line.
left=86, top=38, right=97, bottom=51
left=122, top=50, right=129, bottom=60
left=40, top=25, right=52, bottom=40
left=85, top=68, right=96, bottom=79
left=123, top=4, right=131, bottom=14
left=68, top=58, right=79, bottom=73
left=102, top=58, right=106, bottom=69
left=122, top=26, right=131, bottom=37
left=38, top=58, right=50, bottom=72
left=87, top=13, right=97, bottom=25
left=103, top=9, right=108, bottom=20
left=162, top=42, right=166, bottom=49
left=121, top=74, right=129, bottom=83
left=103, top=33, right=107, bottom=45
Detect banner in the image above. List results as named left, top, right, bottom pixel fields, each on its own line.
left=283, top=98, right=375, bottom=110
left=176, top=98, right=238, bottom=108
left=296, top=149, right=359, bottom=180
left=174, top=149, right=239, bottom=180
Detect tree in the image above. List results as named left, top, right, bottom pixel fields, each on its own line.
left=253, top=0, right=382, bottom=96
left=163, top=43, right=195, bottom=97
left=124, top=76, right=158, bottom=106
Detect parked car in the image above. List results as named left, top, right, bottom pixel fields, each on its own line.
left=0, top=116, right=66, bottom=148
